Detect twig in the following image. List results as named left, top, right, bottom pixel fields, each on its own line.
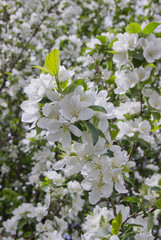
left=129, top=143, right=135, bottom=160
left=92, top=56, right=104, bottom=89
left=109, top=197, right=117, bottom=217
left=121, top=209, right=142, bottom=232
left=140, top=93, right=143, bottom=116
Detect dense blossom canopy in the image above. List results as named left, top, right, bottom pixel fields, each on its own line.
left=0, top=0, right=161, bottom=239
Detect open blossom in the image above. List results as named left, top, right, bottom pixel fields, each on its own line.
left=37, top=117, right=82, bottom=148
left=139, top=34, right=161, bottom=63
left=58, top=65, right=74, bottom=82
left=149, top=91, right=161, bottom=110
left=113, top=33, right=138, bottom=67
left=21, top=100, right=40, bottom=124
left=82, top=205, right=114, bottom=239
left=60, top=93, right=94, bottom=123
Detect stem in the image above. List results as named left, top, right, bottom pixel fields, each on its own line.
left=92, top=56, right=104, bottom=89
left=55, top=75, right=61, bottom=91
left=109, top=197, right=117, bottom=217
left=140, top=93, right=143, bottom=116
left=129, top=143, right=135, bottom=160
left=121, top=209, right=142, bottom=232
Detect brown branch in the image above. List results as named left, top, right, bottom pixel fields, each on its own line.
left=121, top=209, right=142, bottom=232
left=129, top=143, right=135, bottom=160
left=140, top=93, right=143, bottom=116
left=109, top=197, right=117, bottom=217
left=92, top=56, right=104, bottom=89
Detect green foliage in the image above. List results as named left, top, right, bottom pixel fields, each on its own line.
left=62, top=79, right=87, bottom=94
left=125, top=22, right=141, bottom=34
left=147, top=212, right=154, bottom=231
left=45, top=49, right=60, bottom=77
left=121, top=197, right=139, bottom=203
left=142, top=22, right=161, bottom=34
left=111, top=211, right=122, bottom=235
left=88, top=105, right=107, bottom=113
left=84, top=120, right=99, bottom=145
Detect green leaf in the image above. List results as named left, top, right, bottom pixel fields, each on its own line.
left=152, top=112, right=160, bottom=121
left=142, top=22, right=161, bottom=34
left=61, top=79, right=69, bottom=90
left=108, top=38, right=118, bottom=48
left=147, top=212, right=154, bottom=231
left=121, top=197, right=139, bottom=203
left=126, top=22, right=141, bottom=34
left=39, top=96, right=51, bottom=104
left=106, top=75, right=116, bottom=84
left=147, top=63, right=156, bottom=68
left=110, top=128, right=119, bottom=141
left=62, top=79, right=87, bottom=95
left=132, top=58, right=143, bottom=68
left=45, top=49, right=60, bottom=77
left=96, top=35, right=106, bottom=44
left=36, top=125, right=42, bottom=135
left=158, top=178, right=161, bottom=186
left=17, top=219, right=27, bottom=229
left=85, top=121, right=99, bottom=145
left=156, top=198, right=161, bottom=209
left=122, top=165, right=131, bottom=173
left=132, top=51, right=144, bottom=61
left=40, top=181, right=51, bottom=192
left=111, top=211, right=122, bottom=235
left=100, top=215, right=106, bottom=227
left=32, top=66, right=53, bottom=76
left=107, top=50, right=118, bottom=54
left=105, top=150, right=114, bottom=157
left=122, top=173, right=134, bottom=187
left=62, top=84, right=78, bottom=95
left=151, top=125, right=161, bottom=132
left=88, top=105, right=107, bottom=113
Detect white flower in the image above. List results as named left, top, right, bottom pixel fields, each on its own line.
left=135, top=233, right=153, bottom=240
left=60, top=93, right=94, bottom=122
left=21, top=100, right=40, bottom=124
left=134, top=66, right=151, bottom=82
left=3, top=217, right=18, bottom=234
left=138, top=120, right=151, bottom=134
left=58, top=65, right=74, bottom=82
left=44, top=170, right=65, bottom=186
left=149, top=91, right=161, bottom=110
left=110, top=236, right=119, bottom=240
left=37, top=118, right=82, bottom=148
left=67, top=180, right=82, bottom=193
left=36, top=222, right=44, bottom=232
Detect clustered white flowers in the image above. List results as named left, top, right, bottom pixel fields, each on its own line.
left=1, top=0, right=161, bottom=239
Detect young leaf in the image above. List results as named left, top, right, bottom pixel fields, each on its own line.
left=108, top=38, right=118, bottom=48
left=96, top=35, right=106, bottom=44
left=85, top=121, right=99, bottom=145
left=125, top=22, right=141, bottom=34
left=142, top=22, right=161, bottom=34
left=156, top=198, right=161, bottom=209
left=111, top=211, right=122, bottom=235
left=17, top=219, right=27, bottom=230
left=122, top=173, right=134, bottom=187
left=147, top=212, right=154, bottom=231
left=121, top=197, right=139, bottom=203
left=45, top=49, right=60, bottom=77
left=32, top=66, right=53, bottom=76
left=150, top=125, right=161, bottom=132
left=107, top=50, right=118, bottom=54
left=122, top=165, right=131, bottom=173
left=88, top=105, right=107, bottom=113
left=62, top=79, right=87, bottom=94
